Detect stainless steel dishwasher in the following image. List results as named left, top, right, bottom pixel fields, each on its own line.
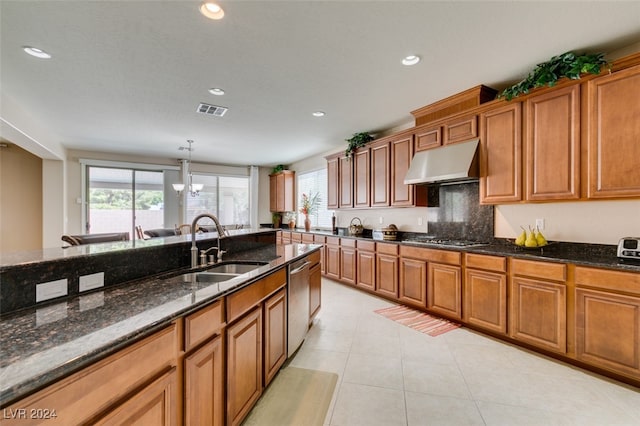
left=288, top=258, right=310, bottom=357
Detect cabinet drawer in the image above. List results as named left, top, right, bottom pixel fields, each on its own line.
left=400, top=246, right=461, bottom=265
left=575, top=266, right=640, bottom=296
left=511, top=259, right=566, bottom=282
left=340, top=238, right=356, bottom=248
left=291, top=232, right=303, bottom=242
left=376, top=242, right=399, bottom=255
left=8, top=325, right=177, bottom=426
left=313, top=235, right=326, bottom=244
left=357, top=240, right=376, bottom=251
left=227, top=269, right=287, bottom=323
left=308, top=249, right=321, bottom=266
left=302, top=233, right=315, bottom=243
left=326, top=236, right=340, bottom=246
left=465, top=253, right=506, bottom=272
left=184, top=300, right=224, bottom=352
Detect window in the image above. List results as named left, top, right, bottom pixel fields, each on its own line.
left=87, top=167, right=164, bottom=238
left=186, top=174, right=249, bottom=226
left=297, top=168, right=333, bottom=229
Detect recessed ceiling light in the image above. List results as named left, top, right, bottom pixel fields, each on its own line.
left=23, top=46, right=51, bottom=59
left=200, top=2, right=225, bottom=20
left=312, top=111, right=326, bottom=117
left=402, top=55, right=420, bottom=66
left=209, top=88, right=225, bottom=96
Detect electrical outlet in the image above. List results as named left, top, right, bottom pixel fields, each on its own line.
left=379, top=216, right=383, bottom=224
left=79, top=272, right=105, bottom=292
left=535, top=218, right=545, bottom=230
left=36, top=279, right=68, bottom=302
left=418, top=217, right=423, bottom=226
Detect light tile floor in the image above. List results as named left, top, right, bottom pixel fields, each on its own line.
left=288, top=278, right=640, bottom=426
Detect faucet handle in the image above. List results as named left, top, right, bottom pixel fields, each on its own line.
left=217, top=250, right=226, bottom=263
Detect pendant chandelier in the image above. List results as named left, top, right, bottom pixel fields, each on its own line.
left=172, top=139, right=203, bottom=197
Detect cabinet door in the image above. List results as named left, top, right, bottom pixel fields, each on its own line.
left=480, top=102, right=522, bottom=203
left=326, top=155, right=339, bottom=209
left=340, top=246, right=357, bottom=285
left=525, top=85, right=580, bottom=200
left=427, top=263, right=462, bottom=319
left=276, top=172, right=286, bottom=211
left=399, top=258, right=427, bottom=307
left=414, top=125, right=442, bottom=151
left=227, top=308, right=263, bottom=426
left=444, top=115, right=478, bottom=144
left=357, top=250, right=376, bottom=291
left=371, top=141, right=391, bottom=207
left=464, top=269, right=507, bottom=334
left=376, top=254, right=398, bottom=299
left=587, top=65, right=640, bottom=198
left=339, top=155, right=353, bottom=208
left=264, top=289, right=287, bottom=386
left=309, top=262, right=322, bottom=324
left=95, top=369, right=177, bottom=426
left=325, top=244, right=340, bottom=280
left=510, top=277, right=566, bottom=353
left=576, top=288, right=640, bottom=379
left=391, top=134, right=414, bottom=206
left=354, top=148, right=370, bottom=208
left=184, top=337, right=223, bottom=426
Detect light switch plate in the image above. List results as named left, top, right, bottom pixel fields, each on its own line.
left=36, top=279, right=68, bottom=302
left=79, top=272, right=105, bottom=292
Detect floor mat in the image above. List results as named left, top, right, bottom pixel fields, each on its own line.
left=375, top=305, right=461, bottom=337
left=242, top=366, right=338, bottom=426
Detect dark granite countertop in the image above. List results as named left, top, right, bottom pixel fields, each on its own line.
left=292, top=229, right=640, bottom=273
left=0, top=243, right=320, bottom=407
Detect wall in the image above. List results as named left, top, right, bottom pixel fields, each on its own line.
left=0, top=142, right=43, bottom=252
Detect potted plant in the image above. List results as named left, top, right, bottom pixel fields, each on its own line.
left=498, top=51, right=609, bottom=100
left=272, top=212, right=282, bottom=228
left=344, top=132, right=374, bottom=160
left=299, top=192, right=320, bottom=232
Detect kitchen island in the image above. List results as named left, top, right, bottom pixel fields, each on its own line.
left=0, top=229, right=321, bottom=426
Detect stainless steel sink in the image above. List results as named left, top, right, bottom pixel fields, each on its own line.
left=205, top=262, right=265, bottom=274
left=195, top=272, right=241, bottom=283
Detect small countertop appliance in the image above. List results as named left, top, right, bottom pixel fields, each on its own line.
left=617, top=237, right=640, bottom=260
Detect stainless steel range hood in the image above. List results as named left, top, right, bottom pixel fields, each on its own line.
left=404, top=138, right=480, bottom=185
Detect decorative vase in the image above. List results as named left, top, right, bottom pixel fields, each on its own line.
left=289, top=219, right=295, bottom=229
left=304, top=216, right=311, bottom=232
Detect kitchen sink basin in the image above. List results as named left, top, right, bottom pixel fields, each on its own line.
left=195, top=272, right=241, bottom=283
left=205, top=262, right=265, bottom=274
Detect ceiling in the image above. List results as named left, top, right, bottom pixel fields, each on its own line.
left=2, top=1, right=640, bottom=167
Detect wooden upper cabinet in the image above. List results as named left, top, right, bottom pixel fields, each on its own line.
left=525, top=84, right=580, bottom=201
left=444, top=114, right=478, bottom=144
left=370, top=140, right=391, bottom=207
left=339, top=155, right=354, bottom=208
left=480, top=102, right=523, bottom=204
left=326, top=154, right=339, bottom=209
left=353, top=148, right=370, bottom=208
left=269, top=170, right=295, bottom=212
left=414, top=124, right=442, bottom=152
left=390, top=133, right=415, bottom=206
left=586, top=65, right=640, bottom=199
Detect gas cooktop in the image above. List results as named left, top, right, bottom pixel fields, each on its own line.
left=402, top=237, right=489, bottom=248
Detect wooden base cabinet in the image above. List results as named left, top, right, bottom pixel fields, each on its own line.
left=324, top=237, right=340, bottom=280
left=95, top=369, right=177, bottom=426
left=509, top=259, right=567, bottom=353
left=264, top=289, right=287, bottom=387
left=427, top=263, right=462, bottom=319
left=463, top=254, right=507, bottom=334
left=399, top=257, right=427, bottom=308
left=309, top=262, right=322, bottom=324
left=575, top=266, right=640, bottom=380
left=376, top=243, right=399, bottom=299
left=184, top=337, right=224, bottom=426
left=340, top=239, right=357, bottom=285
left=356, top=240, right=376, bottom=291
left=226, top=308, right=263, bottom=426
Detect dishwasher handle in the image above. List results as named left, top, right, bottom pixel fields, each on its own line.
left=290, top=261, right=310, bottom=275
